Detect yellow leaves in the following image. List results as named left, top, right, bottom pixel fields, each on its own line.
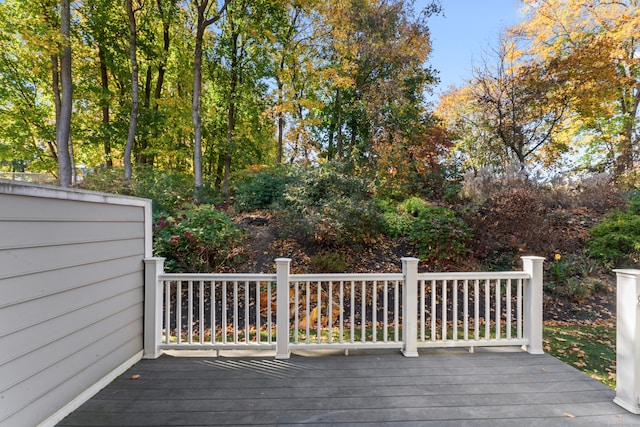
left=320, top=67, right=356, bottom=89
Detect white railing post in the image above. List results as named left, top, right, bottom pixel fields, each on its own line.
left=613, top=269, right=640, bottom=414
left=143, top=257, right=165, bottom=359
left=401, top=257, right=419, bottom=357
left=275, top=258, right=292, bottom=360
left=521, top=256, right=544, bottom=355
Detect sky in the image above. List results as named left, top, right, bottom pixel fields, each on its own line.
left=416, top=0, right=524, bottom=101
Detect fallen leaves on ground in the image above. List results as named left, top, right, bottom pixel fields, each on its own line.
left=544, top=320, right=616, bottom=389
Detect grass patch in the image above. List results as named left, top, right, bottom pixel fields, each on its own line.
left=543, top=320, right=616, bottom=388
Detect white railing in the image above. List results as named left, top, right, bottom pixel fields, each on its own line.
left=157, top=274, right=278, bottom=350
left=143, top=256, right=545, bottom=359
left=612, top=269, right=640, bottom=414
left=286, top=273, right=405, bottom=352
left=416, top=273, right=529, bottom=349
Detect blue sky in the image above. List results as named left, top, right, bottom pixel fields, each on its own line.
left=416, top=0, right=523, bottom=100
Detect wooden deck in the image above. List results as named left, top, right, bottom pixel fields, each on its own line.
left=57, top=349, right=640, bottom=426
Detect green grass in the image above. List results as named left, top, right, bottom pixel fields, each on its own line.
left=543, top=321, right=616, bottom=388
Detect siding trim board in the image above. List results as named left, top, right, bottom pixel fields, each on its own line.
left=0, top=180, right=151, bottom=427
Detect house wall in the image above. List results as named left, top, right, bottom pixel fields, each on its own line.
left=0, top=180, right=152, bottom=427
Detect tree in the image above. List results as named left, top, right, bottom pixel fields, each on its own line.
left=0, top=0, right=58, bottom=173
left=517, top=0, right=640, bottom=178
left=192, top=0, right=231, bottom=191
left=472, top=35, right=570, bottom=171
left=124, top=0, right=140, bottom=181
left=56, top=0, right=73, bottom=186
left=209, top=0, right=281, bottom=195
left=438, top=32, right=571, bottom=175
left=1, top=0, right=451, bottom=194
left=437, top=85, right=507, bottom=174
left=270, top=0, right=314, bottom=165
left=314, top=0, right=441, bottom=173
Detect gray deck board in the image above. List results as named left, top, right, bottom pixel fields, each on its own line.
left=57, top=349, right=640, bottom=426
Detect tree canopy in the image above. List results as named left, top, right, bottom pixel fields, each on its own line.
left=0, top=0, right=445, bottom=193
left=2, top=0, right=640, bottom=191
left=438, top=0, right=640, bottom=181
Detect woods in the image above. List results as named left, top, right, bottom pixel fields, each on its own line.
left=2, top=0, right=637, bottom=188
left=0, top=0, right=440, bottom=191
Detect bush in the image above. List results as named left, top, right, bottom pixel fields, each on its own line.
left=279, top=165, right=384, bottom=247
left=381, top=197, right=429, bottom=237
left=309, top=252, right=349, bottom=273
left=153, top=204, right=246, bottom=272
left=587, top=193, right=640, bottom=267
left=408, top=205, right=472, bottom=270
left=464, top=181, right=552, bottom=269
left=233, top=166, right=292, bottom=212
left=81, top=167, right=199, bottom=213
left=382, top=211, right=415, bottom=237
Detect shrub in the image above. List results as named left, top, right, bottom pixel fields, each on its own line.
left=233, top=166, right=292, bottom=212
left=381, top=197, right=429, bottom=237
left=81, top=167, right=199, bottom=213
left=545, top=252, right=609, bottom=302
left=464, top=181, right=552, bottom=269
left=587, top=194, right=640, bottom=267
left=399, top=196, right=430, bottom=216
left=279, top=165, right=384, bottom=247
left=153, top=204, right=246, bottom=272
left=408, top=206, right=472, bottom=270
left=562, top=277, right=604, bottom=303
left=309, top=252, right=349, bottom=273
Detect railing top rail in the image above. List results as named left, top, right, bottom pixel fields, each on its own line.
left=290, top=273, right=404, bottom=282
left=159, top=273, right=277, bottom=282
left=418, top=271, right=530, bottom=280
left=157, top=271, right=529, bottom=282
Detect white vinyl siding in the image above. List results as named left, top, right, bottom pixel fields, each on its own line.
left=0, top=181, right=151, bottom=427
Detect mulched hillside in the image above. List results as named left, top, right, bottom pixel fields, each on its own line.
left=230, top=211, right=617, bottom=325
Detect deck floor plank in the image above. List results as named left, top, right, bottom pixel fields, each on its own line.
left=57, top=350, right=640, bottom=427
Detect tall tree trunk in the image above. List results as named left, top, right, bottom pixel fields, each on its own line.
left=222, top=22, right=240, bottom=197
left=98, top=45, right=112, bottom=168
left=69, top=134, right=77, bottom=185
left=192, top=0, right=231, bottom=194
left=49, top=53, right=60, bottom=164
left=136, top=65, right=153, bottom=165
left=224, top=98, right=235, bottom=197
left=149, top=0, right=171, bottom=167
left=214, top=152, right=224, bottom=190
left=125, top=0, right=139, bottom=181
left=277, top=79, right=284, bottom=164
left=222, top=152, right=231, bottom=195
left=192, top=22, right=205, bottom=189
left=336, top=88, right=343, bottom=160
left=57, top=0, right=72, bottom=187
left=614, top=88, right=640, bottom=178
